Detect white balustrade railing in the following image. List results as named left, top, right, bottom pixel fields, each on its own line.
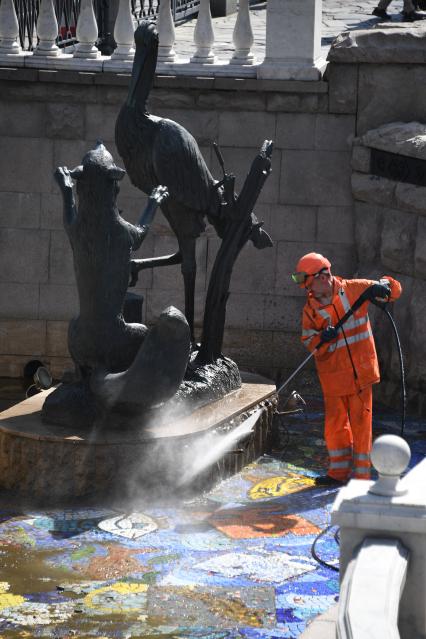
left=230, top=0, right=254, bottom=65
left=157, top=0, right=176, bottom=63
left=74, top=0, right=100, bottom=58
left=0, top=0, right=22, bottom=55
left=190, top=0, right=215, bottom=64
left=332, top=435, right=426, bottom=639
left=34, top=0, right=60, bottom=57
left=111, top=0, right=136, bottom=60
left=0, top=0, right=324, bottom=80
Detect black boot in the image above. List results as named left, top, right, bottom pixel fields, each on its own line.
left=372, top=7, right=391, bottom=18
left=314, top=475, right=346, bottom=487
left=402, top=10, right=425, bottom=19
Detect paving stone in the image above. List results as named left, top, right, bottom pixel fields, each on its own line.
left=46, top=320, right=69, bottom=357
left=0, top=138, right=53, bottom=194
left=0, top=101, right=46, bottom=138
left=0, top=283, right=39, bottom=319
left=0, top=229, right=49, bottom=284
left=414, top=217, right=426, bottom=280
left=315, top=114, right=355, bottom=151
left=275, top=113, right=316, bottom=150
left=269, top=204, right=317, bottom=242
left=317, top=206, right=354, bottom=244
left=218, top=111, right=276, bottom=148
left=281, top=150, right=352, bottom=206
left=40, top=193, right=63, bottom=230
left=225, top=292, right=265, bottom=329
left=354, top=201, right=383, bottom=267
left=380, top=208, right=417, bottom=276
left=0, top=319, right=46, bottom=355
left=0, top=192, right=41, bottom=229
left=351, top=171, right=397, bottom=208
left=39, top=284, right=78, bottom=321
left=357, top=65, right=426, bottom=136
left=45, top=103, right=85, bottom=139
left=351, top=145, right=371, bottom=173
left=197, top=91, right=266, bottom=111
left=48, top=230, right=75, bottom=285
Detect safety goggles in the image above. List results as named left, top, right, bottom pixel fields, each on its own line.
left=291, top=268, right=329, bottom=286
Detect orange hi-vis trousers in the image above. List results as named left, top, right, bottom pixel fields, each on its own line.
left=323, top=386, right=373, bottom=481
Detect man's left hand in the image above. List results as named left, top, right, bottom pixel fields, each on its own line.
left=367, top=281, right=391, bottom=302
left=321, top=326, right=338, bottom=342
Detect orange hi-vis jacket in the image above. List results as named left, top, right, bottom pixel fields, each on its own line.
left=301, top=276, right=402, bottom=397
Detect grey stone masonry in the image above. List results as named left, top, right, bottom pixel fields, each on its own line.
left=0, top=68, right=356, bottom=381
left=350, top=121, right=426, bottom=415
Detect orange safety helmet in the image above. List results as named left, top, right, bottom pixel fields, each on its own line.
left=292, top=252, right=331, bottom=287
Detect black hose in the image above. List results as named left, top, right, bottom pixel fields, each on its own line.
left=310, top=524, right=339, bottom=572
left=381, top=306, right=406, bottom=438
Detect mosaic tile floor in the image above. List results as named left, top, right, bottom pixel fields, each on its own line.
left=0, top=395, right=424, bottom=638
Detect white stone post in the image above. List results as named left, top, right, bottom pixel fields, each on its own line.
left=0, top=0, right=21, bottom=54
left=332, top=435, right=426, bottom=639
left=257, top=0, right=326, bottom=80
left=191, top=0, right=215, bottom=64
left=74, top=0, right=100, bottom=58
left=33, top=0, right=60, bottom=57
left=230, top=0, right=254, bottom=65
left=157, top=0, right=176, bottom=63
left=111, top=0, right=134, bottom=60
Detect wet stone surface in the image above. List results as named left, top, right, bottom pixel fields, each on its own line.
left=0, top=389, right=424, bottom=638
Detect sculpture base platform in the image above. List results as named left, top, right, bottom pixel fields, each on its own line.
left=0, top=373, right=277, bottom=504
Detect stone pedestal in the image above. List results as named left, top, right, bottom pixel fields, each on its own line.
left=332, top=436, right=426, bottom=639
left=0, top=374, right=277, bottom=503
left=257, top=0, right=326, bottom=80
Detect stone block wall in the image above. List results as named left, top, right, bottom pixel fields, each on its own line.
left=351, top=123, right=426, bottom=414
left=0, top=68, right=357, bottom=382
left=328, top=27, right=426, bottom=414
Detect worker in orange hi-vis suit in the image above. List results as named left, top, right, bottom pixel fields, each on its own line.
left=292, top=252, right=402, bottom=486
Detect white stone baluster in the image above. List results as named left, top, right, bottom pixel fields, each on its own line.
left=190, top=0, right=215, bottom=64
left=111, top=0, right=134, bottom=60
left=258, top=0, right=326, bottom=80
left=157, top=0, right=176, bottom=63
left=230, top=0, right=254, bottom=65
left=0, top=0, right=21, bottom=54
left=33, top=0, right=60, bottom=57
left=74, top=0, right=100, bottom=59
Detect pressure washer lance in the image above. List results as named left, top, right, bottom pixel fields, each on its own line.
left=276, top=288, right=374, bottom=396
left=276, top=283, right=407, bottom=438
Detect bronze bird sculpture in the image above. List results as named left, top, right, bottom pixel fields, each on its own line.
left=115, top=21, right=272, bottom=338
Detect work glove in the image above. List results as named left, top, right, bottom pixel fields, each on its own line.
left=366, top=281, right=391, bottom=301
left=320, top=326, right=338, bottom=342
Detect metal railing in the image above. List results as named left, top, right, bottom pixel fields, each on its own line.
left=12, top=0, right=199, bottom=51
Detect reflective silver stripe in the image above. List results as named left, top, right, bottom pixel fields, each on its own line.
left=353, top=467, right=371, bottom=475
left=317, top=309, right=331, bottom=322
left=338, top=288, right=351, bottom=313
left=329, top=447, right=353, bottom=457
left=302, top=329, right=318, bottom=337
left=329, top=460, right=352, bottom=469
left=354, top=453, right=370, bottom=461
left=337, top=288, right=370, bottom=331
left=347, top=315, right=368, bottom=330
left=334, top=328, right=373, bottom=350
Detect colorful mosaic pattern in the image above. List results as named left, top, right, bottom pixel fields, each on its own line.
left=0, top=397, right=424, bottom=638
